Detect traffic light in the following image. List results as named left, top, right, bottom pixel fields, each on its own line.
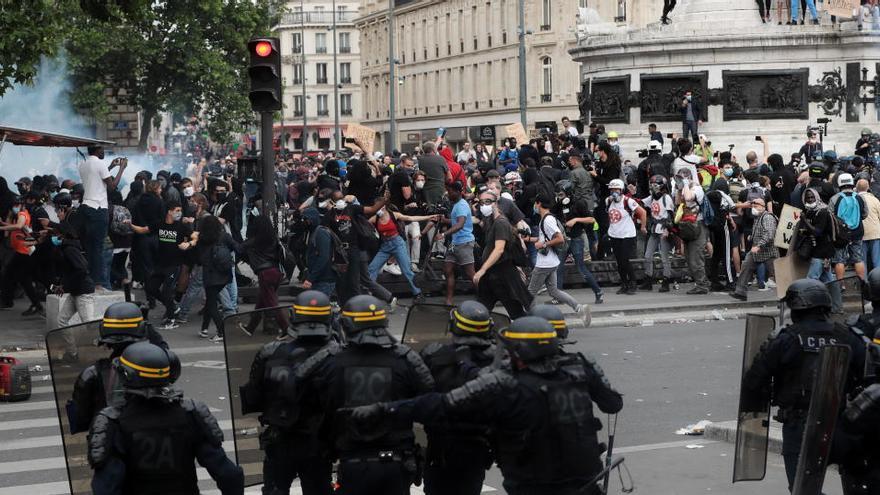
left=247, top=37, right=282, bottom=112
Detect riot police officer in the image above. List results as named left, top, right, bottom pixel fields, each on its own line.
left=239, top=291, right=336, bottom=495
left=849, top=267, right=880, bottom=336
left=295, top=295, right=435, bottom=495
left=741, top=278, right=865, bottom=492
left=68, top=302, right=167, bottom=433
left=350, top=316, right=623, bottom=495
left=530, top=303, right=571, bottom=340
left=838, top=329, right=880, bottom=494
left=419, top=301, right=497, bottom=495
left=87, top=342, right=243, bottom=494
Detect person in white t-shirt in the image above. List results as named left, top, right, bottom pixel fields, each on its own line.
left=77, top=146, right=127, bottom=290
left=606, top=179, right=647, bottom=295
left=527, top=194, right=590, bottom=324
left=562, top=116, right=580, bottom=137
left=639, top=175, right=675, bottom=292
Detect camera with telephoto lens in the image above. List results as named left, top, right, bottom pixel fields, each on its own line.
left=426, top=202, right=449, bottom=216
left=517, top=227, right=532, bottom=237
left=636, top=148, right=649, bottom=158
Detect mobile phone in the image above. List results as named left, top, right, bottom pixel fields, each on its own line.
left=437, top=127, right=447, bottom=139
left=666, top=133, right=674, bottom=139
left=755, top=136, right=762, bottom=141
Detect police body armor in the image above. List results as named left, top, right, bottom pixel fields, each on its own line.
left=498, top=363, right=603, bottom=487
left=775, top=321, right=846, bottom=414
left=68, top=358, right=126, bottom=434
left=332, top=345, right=417, bottom=454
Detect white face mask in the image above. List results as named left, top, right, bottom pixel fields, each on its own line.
left=479, top=204, right=494, bottom=217
left=173, top=211, right=183, bottom=221
left=183, top=186, right=194, bottom=197
left=319, top=200, right=332, bottom=210
left=377, top=209, right=385, bottom=217
left=414, top=180, right=425, bottom=190
left=334, top=199, right=347, bottom=211
left=751, top=207, right=761, bottom=216
left=805, top=200, right=818, bottom=210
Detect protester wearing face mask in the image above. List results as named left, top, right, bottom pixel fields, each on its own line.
left=0, top=196, right=42, bottom=315
left=795, top=188, right=840, bottom=306
left=367, top=203, right=437, bottom=304
left=52, top=219, right=96, bottom=328
left=639, top=175, right=676, bottom=292
left=129, top=180, right=165, bottom=291
left=680, top=90, right=702, bottom=144
left=605, top=179, right=647, bottom=295
left=553, top=180, right=604, bottom=304
left=145, top=201, right=195, bottom=329
left=730, top=198, right=778, bottom=301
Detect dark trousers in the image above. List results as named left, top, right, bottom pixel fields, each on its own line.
left=337, top=248, right=393, bottom=307
left=424, top=448, right=488, bottom=495
left=203, top=284, right=225, bottom=335
left=782, top=418, right=806, bottom=492
left=145, top=265, right=179, bottom=318
left=707, top=226, right=734, bottom=286
left=247, top=267, right=289, bottom=333
left=594, top=201, right=610, bottom=259
left=662, top=0, right=676, bottom=18
left=110, top=250, right=129, bottom=288
left=262, top=443, right=331, bottom=495
left=609, top=237, right=637, bottom=286
left=78, top=205, right=108, bottom=287
left=131, top=235, right=156, bottom=284
left=335, top=460, right=411, bottom=495
left=1, top=252, right=40, bottom=307
left=477, top=264, right=531, bottom=319
left=757, top=0, right=772, bottom=18
left=682, top=120, right=699, bottom=144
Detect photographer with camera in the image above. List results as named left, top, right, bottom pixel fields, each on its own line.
left=636, top=140, right=664, bottom=198
left=856, top=128, right=877, bottom=162
left=798, top=129, right=823, bottom=162
left=553, top=180, right=604, bottom=304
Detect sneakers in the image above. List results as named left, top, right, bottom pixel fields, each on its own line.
left=199, top=329, right=209, bottom=338
left=686, top=287, right=709, bottom=295
left=625, top=285, right=638, bottom=295
left=209, top=334, right=224, bottom=343
left=729, top=292, right=748, bottom=301
left=765, top=279, right=777, bottom=289
left=594, top=291, right=604, bottom=304
left=413, top=293, right=425, bottom=305
left=176, top=315, right=189, bottom=324
left=615, top=286, right=628, bottom=295
left=22, top=305, right=44, bottom=317
left=383, top=263, right=402, bottom=276
left=131, top=281, right=144, bottom=290
left=388, top=297, right=398, bottom=313
left=159, top=319, right=180, bottom=330
left=757, top=285, right=771, bottom=292
left=659, top=279, right=671, bottom=293
left=411, top=263, right=421, bottom=273
left=637, top=280, right=653, bottom=291
left=576, top=304, right=592, bottom=328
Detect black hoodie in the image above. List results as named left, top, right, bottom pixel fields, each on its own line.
left=57, top=238, right=95, bottom=296
left=0, top=177, right=15, bottom=220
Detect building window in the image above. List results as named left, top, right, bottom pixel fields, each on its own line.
left=340, top=94, right=352, bottom=116
left=502, top=31, right=507, bottom=44
left=487, top=34, right=492, bottom=47
left=315, top=33, right=327, bottom=53
left=615, top=0, right=626, bottom=21
left=317, top=95, right=329, bottom=116
left=339, top=32, right=351, bottom=53
left=316, top=63, right=328, bottom=84
left=579, top=0, right=588, bottom=6
left=340, top=63, right=352, bottom=84
left=473, top=37, right=478, bottom=50
left=293, top=63, right=303, bottom=85
left=541, top=0, right=552, bottom=30
left=541, top=57, right=552, bottom=102
left=293, top=95, right=304, bottom=117
left=292, top=33, right=302, bottom=54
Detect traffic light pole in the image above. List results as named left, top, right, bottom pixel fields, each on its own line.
left=260, top=111, right=276, bottom=221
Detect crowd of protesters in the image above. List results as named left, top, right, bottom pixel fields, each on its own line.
left=1, top=118, right=879, bottom=337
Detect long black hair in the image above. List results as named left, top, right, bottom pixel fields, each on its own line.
left=248, top=215, right=275, bottom=246
left=198, top=215, right=224, bottom=246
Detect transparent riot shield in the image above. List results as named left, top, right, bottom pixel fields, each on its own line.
left=732, top=314, right=777, bottom=483
left=222, top=306, right=290, bottom=487
left=400, top=303, right=511, bottom=353
left=792, top=344, right=851, bottom=495
left=826, top=276, right=865, bottom=318
left=45, top=320, right=109, bottom=495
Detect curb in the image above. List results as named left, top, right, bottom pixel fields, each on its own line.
left=704, top=420, right=784, bottom=455
left=569, top=304, right=779, bottom=329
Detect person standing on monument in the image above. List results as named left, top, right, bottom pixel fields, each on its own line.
left=679, top=90, right=702, bottom=144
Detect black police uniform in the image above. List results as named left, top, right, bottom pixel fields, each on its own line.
left=419, top=302, right=497, bottom=495
left=839, top=379, right=880, bottom=494
left=355, top=317, right=623, bottom=495
left=240, top=291, right=336, bottom=495
left=68, top=304, right=167, bottom=434
left=295, top=296, right=435, bottom=495
left=742, top=299, right=865, bottom=489
left=88, top=342, right=243, bottom=495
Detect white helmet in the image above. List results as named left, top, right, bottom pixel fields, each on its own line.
left=504, top=171, right=522, bottom=184
left=838, top=173, right=854, bottom=188
left=609, top=178, right=625, bottom=190
left=648, top=140, right=662, bottom=151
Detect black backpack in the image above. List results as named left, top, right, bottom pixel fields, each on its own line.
left=318, top=226, right=350, bottom=275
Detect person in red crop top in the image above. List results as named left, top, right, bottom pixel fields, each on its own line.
left=367, top=205, right=439, bottom=302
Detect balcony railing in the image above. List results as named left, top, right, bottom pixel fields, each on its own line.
left=540, top=94, right=552, bottom=103
left=292, top=78, right=303, bottom=85
left=278, top=11, right=358, bottom=26
left=340, top=77, right=352, bottom=84
left=317, top=109, right=330, bottom=116
left=294, top=111, right=303, bottom=117
left=540, top=24, right=551, bottom=31
left=316, top=77, right=328, bottom=84
left=341, top=109, right=353, bottom=116
left=339, top=46, right=352, bottom=53
left=316, top=47, right=328, bottom=54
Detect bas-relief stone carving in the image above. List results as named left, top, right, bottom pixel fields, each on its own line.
left=807, top=68, right=846, bottom=117
left=722, top=70, right=809, bottom=120
left=639, top=73, right=709, bottom=122
left=589, top=76, right=630, bottom=123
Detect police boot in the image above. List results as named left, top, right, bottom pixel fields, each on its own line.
left=637, top=279, right=653, bottom=291
left=659, top=278, right=671, bottom=293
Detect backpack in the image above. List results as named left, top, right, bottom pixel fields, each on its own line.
left=503, top=225, right=531, bottom=268
left=829, top=212, right=852, bottom=249
left=835, top=192, right=861, bottom=231
left=540, top=214, right=569, bottom=258
left=276, top=241, right=296, bottom=280
left=211, top=243, right=234, bottom=273
left=109, top=205, right=132, bottom=236
left=352, top=214, right=380, bottom=256
left=673, top=203, right=700, bottom=242
left=318, top=226, right=350, bottom=275
left=700, top=195, right=716, bottom=227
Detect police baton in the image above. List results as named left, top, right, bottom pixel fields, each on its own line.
left=602, top=413, right=618, bottom=493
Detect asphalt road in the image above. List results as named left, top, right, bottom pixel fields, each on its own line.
left=0, top=315, right=845, bottom=494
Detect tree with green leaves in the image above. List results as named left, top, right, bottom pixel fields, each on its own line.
left=0, top=0, right=67, bottom=97
left=66, top=0, right=283, bottom=149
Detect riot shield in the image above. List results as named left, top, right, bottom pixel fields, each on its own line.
left=792, top=344, right=851, bottom=495
left=826, top=276, right=864, bottom=317
left=400, top=303, right=511, bottom=353
left=222, top=306, right=291, bottom=487
left=732, top=314, right=777, bottom=483
left=45, top=320, right=109, bottom=495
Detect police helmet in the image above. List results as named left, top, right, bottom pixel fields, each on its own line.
left=290, top=290, right=332, bottom=338
left=99, top=302, right=147, bottom=345
left=340, top=295, right=390, bottom=344
left=114, top=342, right=178, bottom=389
left=449, top=301, right=493, bottom=337
left=529, top=304, right=569, bottom=339
left=862, top=127, right=873, bottom=137
left=784, top=278, right=832, bottom=310
left=499, top=316, right=558, bottom=363
left=866, top=268, right=880, bottom=303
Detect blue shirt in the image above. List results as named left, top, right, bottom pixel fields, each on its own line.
left=450, top=198, right=475, bottom=245
left=499, top=148, right=519, bottom=173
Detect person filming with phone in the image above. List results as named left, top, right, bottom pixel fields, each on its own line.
left=680, top=90, right=702, bottom=144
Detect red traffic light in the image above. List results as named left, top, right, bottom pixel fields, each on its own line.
left=254, top=41, right=272, bottom=57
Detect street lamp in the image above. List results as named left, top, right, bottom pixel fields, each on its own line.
left=388, top=0, right=397, bottom=153
left=331, top=0, right=341, bottom=152
left=300, top=0, right=308, bottom=156
left=517, top=0, right=529, bottom=130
